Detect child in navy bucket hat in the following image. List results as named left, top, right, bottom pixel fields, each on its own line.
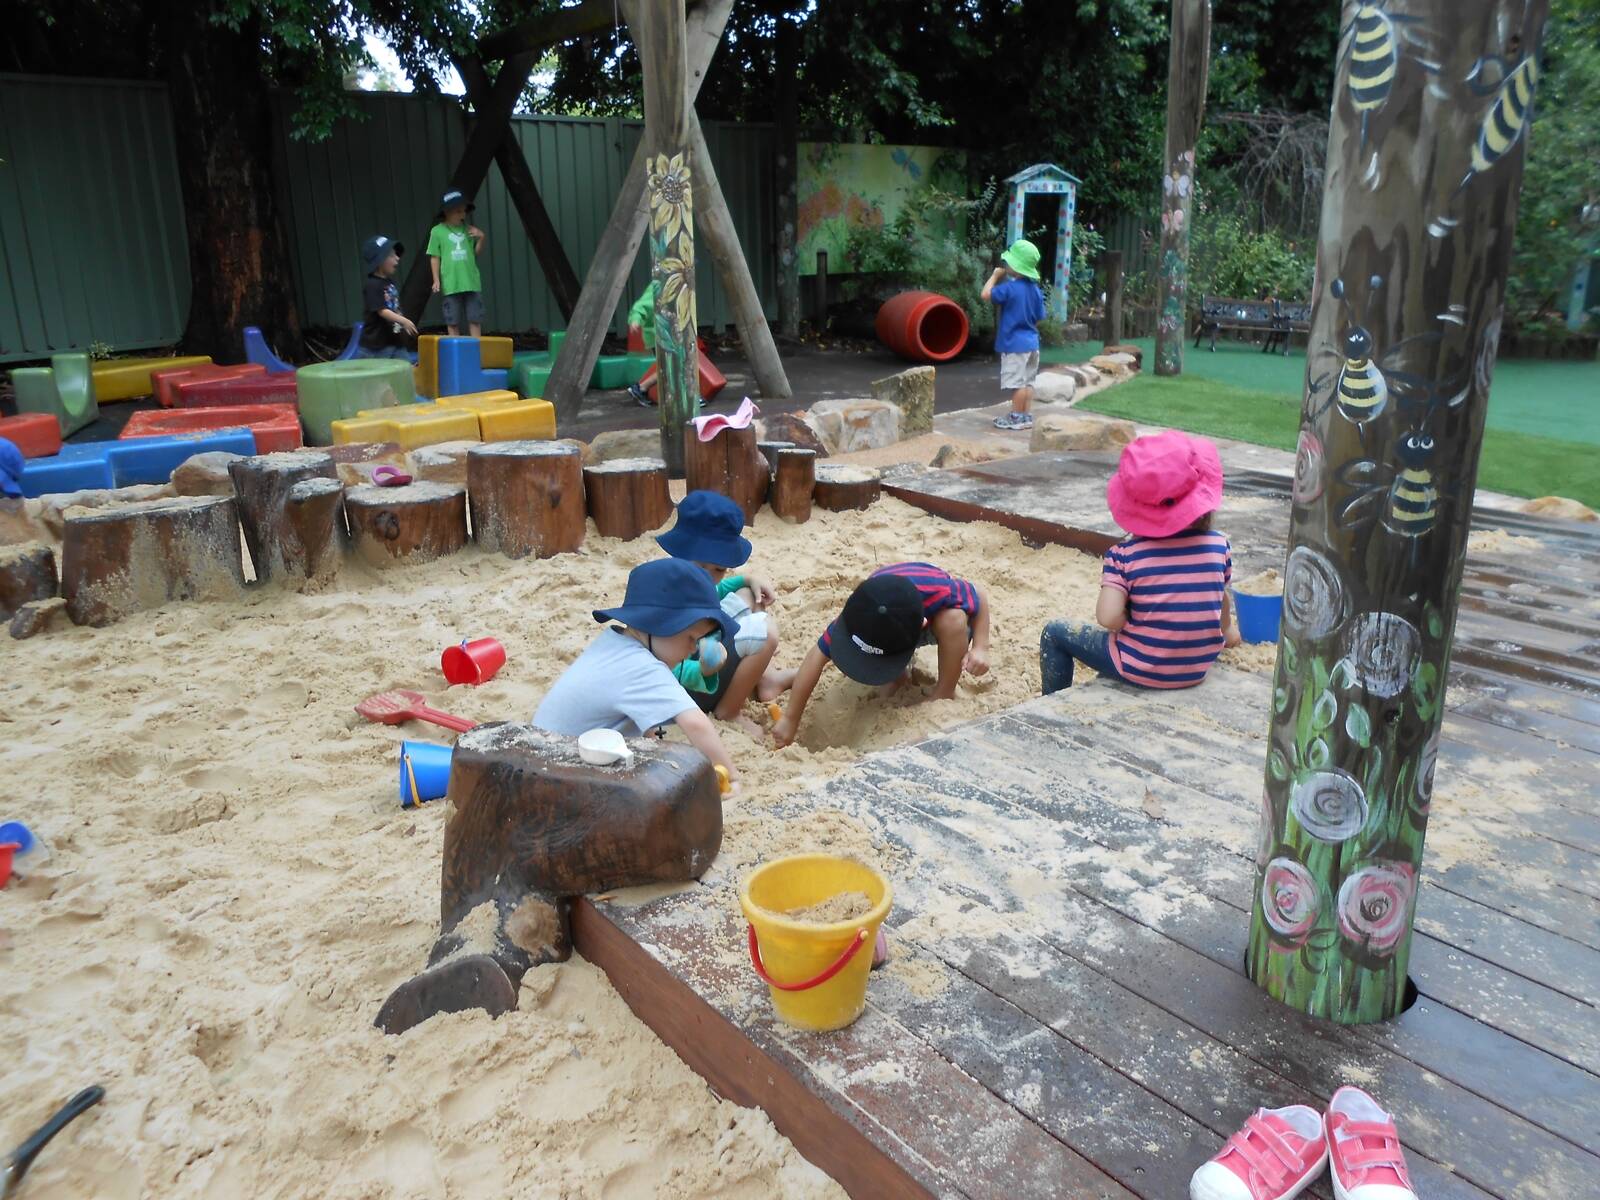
left=656, top=491, right=794, bottom=730
left=533, top=558, right=743, bottom=789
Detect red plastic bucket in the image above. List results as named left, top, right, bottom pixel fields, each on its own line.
left=0, top=842, right=19, bottom=890
left=875, top=291, right=970, bottom=363
left=441, top=638, right=507, bottom=685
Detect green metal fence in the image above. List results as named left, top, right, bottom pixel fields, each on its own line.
left=0, top=76, right=776, bottom=363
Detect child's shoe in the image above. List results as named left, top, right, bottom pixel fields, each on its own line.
left=628, top=383, right=653, bottom=407
left=1323, top=1087, right=1416, bottom=1200
left=992, top=411, right=1033, bottom=430
left=1190, top=1106, right=1327, bottom=1200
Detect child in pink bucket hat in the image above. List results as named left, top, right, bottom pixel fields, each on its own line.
left=1040, top=430, right=1240, bottom=692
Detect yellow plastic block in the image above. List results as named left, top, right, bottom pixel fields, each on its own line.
left=333, top=402, right=481, bottom=449
left=478, top=399, right=556, bottom=441
left=479, top=336, right=514, bottom=370
left=434, top=389, right=519, bottom=412
left=416, top=335, right=440, bottom=399
left=91, top=355, right=211, bottom=401
left=330, top=413, right=397, bottom=445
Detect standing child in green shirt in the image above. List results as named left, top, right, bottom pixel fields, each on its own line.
left=626, top=280, right=659, bottom=406
left=427, top=188, right=487, bottom=337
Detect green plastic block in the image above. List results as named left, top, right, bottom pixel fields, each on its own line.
left=546, top=331, right=566, bottom=356
left=511, top=361, right=552, bottom=400
left=511, top=350, right=552, bottom=370
left=10, top=354, right=99, bottom=437
left=591, top=355, right=639, bottom=390
left=297, top=359, right=415, bottom=444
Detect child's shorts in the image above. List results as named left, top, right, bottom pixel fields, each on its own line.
left=442, top=291, right=485, bottom=328
left=721, top=592, right=770, bottom=657
left=999, top=350, right=1040, bottom=390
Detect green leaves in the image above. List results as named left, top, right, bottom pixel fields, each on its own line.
left=1345, top=705, right=1372, bottom=748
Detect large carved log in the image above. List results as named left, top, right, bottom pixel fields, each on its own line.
left=812, top=464, right=881, bottom=513
left=467, top=440, right=585, bottom=559
left=1152, top=0, right=1211, bottom=376
left=0, top=543, right=56, bottom=620
left=771, top=447, right=815, bottom=524
left=345, top=482, right=467, bottom=568
left=284, top=477, right=346, bottom=592
left=60, top=496, right=245, bottom=626
left=375, top=724, right=722, bottom=1034
left=683, top=423, right=768, bottom=524
left=757, top=439, right=794, bottom=474
left=228, top=450, right=338, bottom=583
left=583, top=457, right=673, bottom=541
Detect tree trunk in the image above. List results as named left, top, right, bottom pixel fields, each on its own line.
left=774, top=18, right=801, bottom=339
left=812, top=465, right=880, bottom=513
left=284, top=477, right=347, bottom=592
left=467, top=441, right=586, bottom=559
left=771, top=448, right=815, bottom=524
left=162, top=7, right=302, bottom=361
left=640, top=0, right=700, bottom=476
left=1246, top=0, right=1548, bottom=1024
left=228, top=450, right=338, bottom=583
left=584, top=458, right=674, bottom=540
left=1103, top=251, right=1124, bottom=349
left=683, top=424, right=768, bottom=524
left=346, top=482, right=468, bottom=568
left=1152, top=0, right=1211, bottom=377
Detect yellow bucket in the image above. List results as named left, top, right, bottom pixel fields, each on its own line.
left=739, top=854, right=892, bottom=1032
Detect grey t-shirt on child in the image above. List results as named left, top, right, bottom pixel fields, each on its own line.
left=532, top=628, right=694, bottom=736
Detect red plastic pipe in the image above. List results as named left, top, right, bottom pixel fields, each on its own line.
left=875, top=290, right=970, bottom=363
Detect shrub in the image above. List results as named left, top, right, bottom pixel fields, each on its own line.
left=1188, top=199, right=1314, bottom=302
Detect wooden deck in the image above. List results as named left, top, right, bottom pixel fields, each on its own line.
left=574, top=454, right=1600, bottom=1199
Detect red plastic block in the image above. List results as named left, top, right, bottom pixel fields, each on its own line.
left=646, top=353, right=727, bottom=404
left=0, top=412, right=64, bottom=458
left=152, top=363, right=266, bottom=408
left=118, top=403, right=303, bottom=454
left=172, top=372, right=299, bottom=409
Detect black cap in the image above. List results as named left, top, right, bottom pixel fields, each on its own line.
left=827, top=575, right=925, bottom=685
left=361, top=235, right=404, bottom=272
left=440, top=189, right=476, bottom=212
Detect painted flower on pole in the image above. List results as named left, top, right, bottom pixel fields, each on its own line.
left=1282, top=546, right=1348, bottom=639
left=1336, top=861, right=1416, bottom=955
left=1261, top=857, right=1322, bottom=946
left=1344, top=611, right=1421, bottom=699
left=1292, top=431, right=1325, bottom=505
left=1290, top=768, right=1369, bottom=843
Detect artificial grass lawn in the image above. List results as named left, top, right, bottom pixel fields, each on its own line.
left=1046, top=336, right=1600, bottom=447
left=1077, top=374, right=1600, bottom=509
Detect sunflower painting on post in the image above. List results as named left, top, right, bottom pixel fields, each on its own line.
left=649, top=151, right=700, bottom=475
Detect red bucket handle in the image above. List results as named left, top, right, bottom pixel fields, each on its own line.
left=747, top=923, right=869, bottom=992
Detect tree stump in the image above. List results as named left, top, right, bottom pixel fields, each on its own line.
left=284, top=477, right=347, bottom=592
left=228, top=450, right=337, bottom=583
left=583, top=457, right=672, bottom=541
left=757, top=440, right=794, bottom=474
left=0, top=544, right=57, bottom=621
left=771, top=448, right=815, bottom=524
left=813, top=464, right=881, bottom=512
left=345, top=482, right=468, bottom=568
left=467, top=441, right=585, bottom=559
left=60, top=496, right=246, bottom=627
left=683, top=423, right=768, bottom=524
left=374, top=723, right=722, bottom=1034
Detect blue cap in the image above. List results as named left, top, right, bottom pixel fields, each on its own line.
left=656, top=490, right=752, bottom=568
left=0, top=437, right=24, bottom=498
left=594, top=558, right=739, bottom=643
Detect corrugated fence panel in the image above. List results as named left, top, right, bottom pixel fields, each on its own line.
left=0, top=75, right=189, bottom=361
left=2, top=78, right=776, bottom=362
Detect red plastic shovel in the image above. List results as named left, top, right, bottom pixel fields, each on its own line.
left=355, top=689, right=475, bottom=733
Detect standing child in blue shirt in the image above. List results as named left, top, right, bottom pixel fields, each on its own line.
left=983, top=239, right=1046, bottom=431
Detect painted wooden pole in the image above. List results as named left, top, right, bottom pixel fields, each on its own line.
left=639, top=0, right=699, bottom=477
left=1247, top=0, right=1549, bottom=1024
left=1152, top=0, right=1211, bottom=377
left=774, top=17, right=801, bottom=339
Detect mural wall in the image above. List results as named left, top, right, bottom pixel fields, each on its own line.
left=795, top=143, right=965, bottom=275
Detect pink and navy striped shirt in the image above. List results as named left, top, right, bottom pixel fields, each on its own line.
left=1102, top=531, right=1232, bottom=688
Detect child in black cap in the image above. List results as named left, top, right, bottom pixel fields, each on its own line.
left=771, top=563, right=991, bottom=749
left=355, top=235, right=418, bottom=362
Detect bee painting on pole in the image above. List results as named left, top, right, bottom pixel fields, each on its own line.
left=1338, top=2, right=1441, bottom=184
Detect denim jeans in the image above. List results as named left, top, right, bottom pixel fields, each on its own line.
left=1039, top=620, right=1125, bottom=694
left=355, top=345, right=419, bottom=364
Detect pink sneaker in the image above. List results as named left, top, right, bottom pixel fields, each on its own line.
left=1190, top=1106, right=1328, bottom=1200
left=1324, top=1087, right=1417, bottom=1200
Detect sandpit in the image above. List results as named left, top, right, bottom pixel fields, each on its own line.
left=0, top=497, right=1108, bottom=1198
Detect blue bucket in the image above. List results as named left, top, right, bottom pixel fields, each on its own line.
left=399, top=740, right=453, bottom=809
left=1232, top=589, right=1283, bottom=645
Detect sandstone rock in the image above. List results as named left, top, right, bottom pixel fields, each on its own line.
left=586, top=428, right=665, bottom=465
left=1088, top=355, right=1134, bottom=378
left=0, top=499, right=52, bottom=548
left=808, top=399, right=901, bottom=455
left=38, top=484, right=175, bottom=539
left=329, top=441, right=407, bottom=486
left=869, top=365, right=935, bottom=436
left=1033, top=370, right=1078, bottom=405
left=1028, top=414, right=1137, bottom=454
left=1104, top=352, right=1139, bottom=369
left=408, top=441, right=482, bottom=486
left=1061, top=365, right=1099, bottom=389
left=1102, top=343, right=1144, bottom=369
left=761, top=413, right=829, bottom=457
left=929, top=441, right=1022, bottom=469
left=9, top=596, right=67, bottom=640
left=0, top=543, right=57, bottom=620
left=1519, top=495, right=1598, bottom=523
left=170, top=451, right=245, bottom=497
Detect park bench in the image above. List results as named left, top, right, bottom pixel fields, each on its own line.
left=1193, top=295, right=1311, bottom=354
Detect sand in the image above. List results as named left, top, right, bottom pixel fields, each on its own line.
left=781, top=891, right=873, bottom=924
left=0, top=497, right=1107, bottom=1199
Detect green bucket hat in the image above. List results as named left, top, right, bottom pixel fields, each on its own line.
left=1001, top=239, right=1041, bottom=281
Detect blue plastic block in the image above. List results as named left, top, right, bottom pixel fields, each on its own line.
left=335, top=323, right=365, bottom=362
left=480, top=368, right=508, bottom=391
left=435, top=337, right=508, bottom=398
left=20, top=430, right=257, bottom=498
left=243, top=326, right=296, bottom=374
